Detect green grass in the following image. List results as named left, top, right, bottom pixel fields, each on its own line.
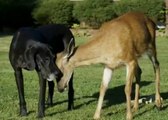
left=0, top=35, right=168, bottom=120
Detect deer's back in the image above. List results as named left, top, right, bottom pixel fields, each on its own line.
left=94, top=12, right=156, bottom=61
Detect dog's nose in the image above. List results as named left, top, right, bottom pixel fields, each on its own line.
left=55, top=70, right=63, bottom=80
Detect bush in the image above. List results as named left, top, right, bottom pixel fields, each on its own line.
left=113, top=0, right=164, bottom=21
left=32, top=0, right=73, bottom=26
left=73, top=0, right=116, bottom=28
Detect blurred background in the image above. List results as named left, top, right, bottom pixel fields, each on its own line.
left=0, top=0, right=167, bottom=35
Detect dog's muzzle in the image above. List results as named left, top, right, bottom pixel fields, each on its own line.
left=47, top=73, right=55, bottom=81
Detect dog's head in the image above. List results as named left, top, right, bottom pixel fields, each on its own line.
left=24, top=43, right=63, bottom=80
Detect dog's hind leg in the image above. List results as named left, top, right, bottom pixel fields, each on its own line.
left=14, top=67, right=27, bottom=116
left=46, top=81, right=54, bottom=106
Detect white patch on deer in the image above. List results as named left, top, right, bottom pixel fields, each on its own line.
left=126, top=64, right=129, bottom=79
left=102, top=67, right=112, bottom=87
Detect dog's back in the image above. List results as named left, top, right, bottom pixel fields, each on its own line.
left=36, top=24, right=74, bottom=53
left=10, top=28, right=42, bottom=52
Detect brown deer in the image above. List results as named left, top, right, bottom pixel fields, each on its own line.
left=56, top=12, right=162, bottom=120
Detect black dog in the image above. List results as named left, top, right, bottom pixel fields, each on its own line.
left=9, top=24, right=75, bottom=118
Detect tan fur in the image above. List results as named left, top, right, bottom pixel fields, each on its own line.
left=57, top=12, right=162, bottom=120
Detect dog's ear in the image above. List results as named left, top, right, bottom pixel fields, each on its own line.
left=35, top=54, right=48, bottom=79
left=35, top=54, right=42, bottom=70
left=24, top=46, right=36, bottom=70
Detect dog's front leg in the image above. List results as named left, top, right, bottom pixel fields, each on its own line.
left=68, top=73, right=74, bottom=110
left=46, top=81, right=54, bottom=106
left=37, top=71, right=46, bottom=118
left=14, top=68, right=27, bottom=116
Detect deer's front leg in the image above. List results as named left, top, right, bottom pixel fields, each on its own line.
left=94, top=67, right=112, bottom=119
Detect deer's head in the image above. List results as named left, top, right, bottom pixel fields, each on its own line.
left=56, top=39, right=75, bottom=92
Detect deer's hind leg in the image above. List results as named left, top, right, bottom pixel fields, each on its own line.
left=125, top=60, right=138, bottom=120
left=133, top=65, right=142, bottom=112
left=147, top=49, right=162, bottom=109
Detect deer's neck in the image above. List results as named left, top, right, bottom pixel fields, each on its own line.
left=70, top=41, right=103, bottom=67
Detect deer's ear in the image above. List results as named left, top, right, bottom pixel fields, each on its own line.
left=64, top=38, right=75, bottom=59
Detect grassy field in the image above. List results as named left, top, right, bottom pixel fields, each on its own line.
left=0, top=35, right=168, bottom=120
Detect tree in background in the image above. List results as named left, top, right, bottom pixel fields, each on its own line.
left=32, top=0, right=73, bottom=26
left=73, top=0, right=164, bottom=28
left=0, top=0, right=36, bottom=31
left=0, top=0, right=165, bottom=31
left=165, top=0, right=168, bottom=35
left=73, top=0, right=116, bottom=28
left=113, top=0, right=164, bottom=21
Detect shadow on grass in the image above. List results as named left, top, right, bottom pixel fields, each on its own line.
left=160, top=92, right=168, bottom=111
left=46, top=81, right=168, bottom=117
left=27, top=110, right=35, bottom=115
left=92, top=81, right=153, bottom=108
left=46, top=81, right=152, bottom=109
left=134, top=92, right=168, bottom=118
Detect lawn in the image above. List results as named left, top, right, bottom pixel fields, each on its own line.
left=0, top=35, right=168, bottom=120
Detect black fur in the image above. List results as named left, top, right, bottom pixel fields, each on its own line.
left=9, top=24, right=75, bottom=118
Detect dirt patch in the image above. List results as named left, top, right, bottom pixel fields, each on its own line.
left=71, top=29, right=98, bottom=37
